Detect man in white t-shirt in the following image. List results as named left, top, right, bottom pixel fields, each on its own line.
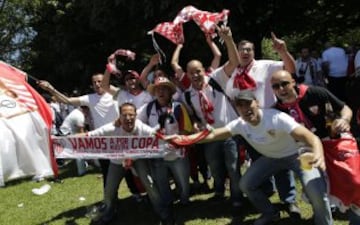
left=103, top=57, right=154, bottom=203
left=169, top=89, right=333, bottom=225
left=86, top=103, right=172, bottom=225
left=225, top=33, right=299, bottom=216
left=38, top=74, right=119, bottom=189
left=181, top=26, right=243, bottom=209
left=355, top=49, right=360, bottom=76
left=321, top=42, right=348, bottom=101
left=103, top=63, right=153, bottom=109
left=59, top=106, right=90, bottom=175
left=226, top=32, right=295, bottom=108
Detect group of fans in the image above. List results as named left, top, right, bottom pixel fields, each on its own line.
left=37, top=24, right=360, bottom=225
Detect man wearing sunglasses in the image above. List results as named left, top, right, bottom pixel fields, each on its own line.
left=271, top=69, right=352, bottom=139
left=271, top=70, right=360, bottom=225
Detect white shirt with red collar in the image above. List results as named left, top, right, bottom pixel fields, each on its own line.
left=226, top=60, right=283, bottom=108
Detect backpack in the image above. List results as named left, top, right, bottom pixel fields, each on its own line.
left=51, top=106, right=64, bottom=135
left=145, top=100, right=181, bottom=128
left=184, top=77, right=236, bottom=122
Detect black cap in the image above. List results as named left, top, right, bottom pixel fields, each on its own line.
left=234, top=89, right=256, bottom=101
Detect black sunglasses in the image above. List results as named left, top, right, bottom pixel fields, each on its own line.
left=271, top=81, right=290, bottom=90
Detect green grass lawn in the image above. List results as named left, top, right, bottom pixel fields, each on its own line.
left=0, top=161, right=349, bottom=225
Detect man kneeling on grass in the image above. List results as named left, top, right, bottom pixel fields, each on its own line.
left=165, top=89, right=333, bottom=225
left=82, top=103, right=173, bottom=225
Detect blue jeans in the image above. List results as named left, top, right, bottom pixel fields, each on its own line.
left=246, top=142, right=296, bottom=203
left=240, top=153, right=333, bottom=225
left=151, top=156, right=190, bottom=205
left=103, top=162, right=126, bottom=213
left=133, top=159, right=172, bottom=220
left=204, top=137, right=242, bottom=203
left=348, top=208, right=360, bottom=225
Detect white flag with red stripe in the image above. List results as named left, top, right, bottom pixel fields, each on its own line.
left=0, top=61, right=56, bottom=186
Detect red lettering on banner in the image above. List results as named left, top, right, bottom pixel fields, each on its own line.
left=110, top=138, right=115, bottom=149
left=152, top=138, right=159, bottom=149
left=69, top=138, right=78, bottom=149
left=78, top=139, right=86, bottom=149
left=132, top=137, right=139, bottom=149
left=70, top=137, right=107, bottom=151
left=131, top=137, right=159, bottom=150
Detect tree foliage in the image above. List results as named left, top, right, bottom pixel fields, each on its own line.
left=0, top=0, right=41, bottom=69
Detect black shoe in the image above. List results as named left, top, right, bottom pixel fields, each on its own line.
left=209, top=193, right=226, bottom=202
left=159, top=217, right=175, bottom=225
left=231, top=201, right=243, bottom=218
left=253, top=212, right=280, bottom=225
left=285, top=203, right=301, bottom=219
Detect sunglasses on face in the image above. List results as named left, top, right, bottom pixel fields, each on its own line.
left=271, top=81, right=290, bottom=90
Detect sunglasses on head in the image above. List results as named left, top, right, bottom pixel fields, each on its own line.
left=271, top=81, right=290, bottom=90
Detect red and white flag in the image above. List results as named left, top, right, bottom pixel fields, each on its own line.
left=148, top=22, right=185, bottom=45
left=192, top=9, right=229, bottom=35
left=173, top=5, right=198, bottom=24
left=0, top=61, right=56, bottom=186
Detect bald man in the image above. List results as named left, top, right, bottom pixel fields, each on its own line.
left=271, top=70, right=360, bottom=225
left=271, top=70, right=352, bottom=139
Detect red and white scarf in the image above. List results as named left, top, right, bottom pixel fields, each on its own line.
left=276, top=84, right=313, bottom=130
left=198, top=89, right=214, bottom=124
left=233, top=60, right=256, bottom=90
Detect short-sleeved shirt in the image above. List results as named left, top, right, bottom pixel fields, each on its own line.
left=182, top=67, right=238, bottom=128
left=355, top=50, right=360, bottom=70
left=59, top=108, right=85, bottom=135
left=116, top=90, right=153, bottom=109
left=78, top=92, right=118, bottom=129
left=87, top=119, right=155, bottom=164
left=321, top=47, right=348, bottom=77
left=274, top=85, right=345, bottom=138
left=226, top=60, right=283, bottom=108
left=225, top=109, right=300, bottom=158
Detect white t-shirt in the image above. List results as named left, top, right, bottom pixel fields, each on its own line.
left=59, top=108, right=85, bottom=135
left=226, top=60, right=283, bottom=108
left=79, top=92, right=118, bottom=129
left=321, top=47, right=348, bottom=77
left=116, top=90, right=153, bottom=109
left=182, top=67, right=238, bottom=128
left=225, top=109, right=301, bottom=158
left=87, top=119, right=155, bottom=164
left=354, top=50, right=360, bottom=70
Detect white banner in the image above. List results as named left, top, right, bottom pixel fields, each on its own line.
left=52, top=136, right=182, bottom=159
